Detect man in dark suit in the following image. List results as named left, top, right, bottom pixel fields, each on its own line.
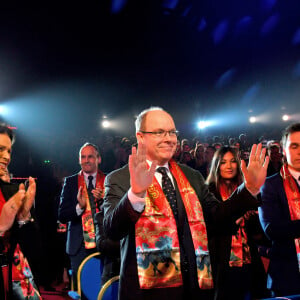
left=58, top=143, right=105, bottom=289
left=103, top=107, right=269, bottom=300
left=259, top=122, right=300, bottom=297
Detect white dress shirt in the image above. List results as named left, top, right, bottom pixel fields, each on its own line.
left=128, top=161, right=174, bottom=213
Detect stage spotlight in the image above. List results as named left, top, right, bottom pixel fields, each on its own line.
left=249, top=116, right=257, bottom=123
left=197, top=120, right=210, bottom=129
left=0, top=105, right=6, bottom=114
left=282, top=114, right=289, bottom=121
left=102, top=120, right=111, bottom=128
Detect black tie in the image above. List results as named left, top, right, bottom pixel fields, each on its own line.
left=157, top=167, right=178, bottom=221
left=87, top=175, right=96, bottom=213
left=88, top=175, right=94, bottom=191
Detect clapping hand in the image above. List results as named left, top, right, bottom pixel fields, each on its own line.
left=77, top=186, right=86, bottom=209
left=241, top=143, right=269, bottom=196
left=92, top=187, right=104, bottom=200
left=129, top=141, right=157, bottom=197
left=0, top=188, right=26, bottom=233
left=17, top=176, right=36, bottom=221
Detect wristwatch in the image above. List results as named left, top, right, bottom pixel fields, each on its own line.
left=17, top=218, right=34, bottom=227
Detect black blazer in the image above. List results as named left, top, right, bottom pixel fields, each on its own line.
left=58, top=174, right=85, bottom=255
left=103, top=164, right=260, bottom=300
left=94, top=210, right=120, bottom=285
left=259, top=173, right=300, bottom=296
left=208, top=183, right=269, bottom=300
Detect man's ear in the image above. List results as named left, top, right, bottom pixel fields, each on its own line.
left=282, top=148, right=286, bottom=158
left=136, top=132, right=143, bottom=143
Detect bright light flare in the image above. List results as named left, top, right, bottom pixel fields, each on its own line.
left=0, top=105, right=6, bottom=114
left=102, top=120, right=111, bottom=128
left=249, top=116, right=257, bottom=123
left=197, top=120, right=211, bottom=129
left=282, top=114, right=289, bottom=121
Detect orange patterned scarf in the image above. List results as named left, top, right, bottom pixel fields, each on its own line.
left=78, top=171, right=105, bottom=249
left=135, top=160, right=213, bottom=289
left=0, top=189, right=41, bottom=300
left=219, top=183, right=251, bottom=267
left=280, top=164, right=300, bottom=271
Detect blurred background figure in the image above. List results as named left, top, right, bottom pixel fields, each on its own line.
left=266, top=141, right=283, bottom=177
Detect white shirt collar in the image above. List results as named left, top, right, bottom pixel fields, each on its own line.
left=288, top=166, right=300, bottom=183
left=146, top=160, right=169, bottom=171
left=83, top=171, right=97, bottom=181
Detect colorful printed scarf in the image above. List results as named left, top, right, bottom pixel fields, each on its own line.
left=135, top=160, right=213, bottom=289
left=219, top=183, right=251, bottom=267
left=12, top=244, right=41, bottom=300
left=0, top=189, right=41, bottom=300
left=280, top=164, right=300, bottom=271
left=78, top=171, right=105, bottom=249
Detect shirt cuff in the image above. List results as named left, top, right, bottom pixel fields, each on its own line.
left=128, top=188, right=146, bottom=213
left=245, top=187, right=259, bottom=198
left=76, top=204, right=85, bottom=216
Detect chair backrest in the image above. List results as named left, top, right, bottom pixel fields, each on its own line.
left=77, top=252, right=104, bottom=300
left=97, top=275, right=119, bottom=300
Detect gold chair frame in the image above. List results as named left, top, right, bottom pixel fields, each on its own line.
left=97, top=275, right=120, bottom=300
left=77, top=251, right=102, bottom=297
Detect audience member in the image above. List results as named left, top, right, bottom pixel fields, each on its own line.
left=172, top=140, right=181, bottom=162
left=103, top=107, right=268, bottom=300
left=238, top=133, right=250, bottom=152
left=266, top=141, right=283, bottom=177
left=179, top=151, right=195, bottom=168
left=58, top=143, right=105, bottom=290
left=0, top=124, right=41, bottom=299
left=181, top=139, right=191, bottom=152
left=259, top=122, right=300, bottom=297
left=200, top=145, right=216, bottom=179
left=193, top=143, right=206, bottom=171
left=206, top=146, right=269, bottom=300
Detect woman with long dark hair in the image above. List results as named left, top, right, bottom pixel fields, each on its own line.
left=206, top=146, right=268, bottom=300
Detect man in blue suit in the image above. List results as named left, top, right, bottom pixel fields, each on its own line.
left=259, top=122, right=300, bottom=297
left=58, top=143, right=105, bottom=289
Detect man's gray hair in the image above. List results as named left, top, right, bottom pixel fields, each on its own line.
left=79, top=142, right=100, bottom=157
left=135, top=106, right=164, bottom=133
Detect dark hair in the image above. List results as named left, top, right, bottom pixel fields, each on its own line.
left=79, top=142, right=100, bottom=157
left=206, top=146, right=243, bottom=190
left=281, top=123, right=300, bottom=148
left=0, top=123, right=15, bottom=144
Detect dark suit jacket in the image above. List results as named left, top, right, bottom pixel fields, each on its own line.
left=58, top=173, right=85, bottom=255
left=259, top=172, right=300, bottom=296
left=208, top=183, right=268, bottom=300
left=103, top=163, right=260, bottom=300
left=94, top=210, right=120, bottom=285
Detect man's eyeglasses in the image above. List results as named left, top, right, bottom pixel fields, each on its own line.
left=140, top=130, right=179, bottom=138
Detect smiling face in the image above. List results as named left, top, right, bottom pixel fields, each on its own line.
left=136, top=110, right=177, bottom=165
left=283, top=131, right=300, bottom=172
left=79, top=145, right=101, bottom=174
left=0, top=133, right=12, bottom=177
left=219, top=151, right=238, bottom=180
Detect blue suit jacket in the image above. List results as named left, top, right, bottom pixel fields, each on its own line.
left=259, top=172, right=300, bottom=296
left=58, top=173, right=84, bottom=255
